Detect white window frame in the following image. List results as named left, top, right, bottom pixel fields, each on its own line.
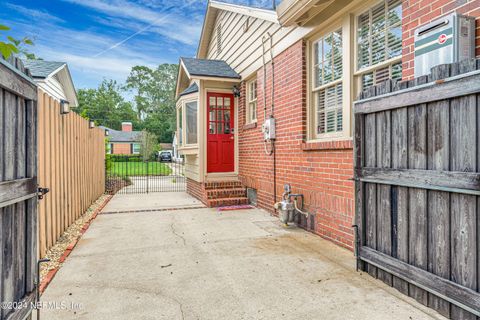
left=309, top=25, right=347, bottom=141
left=132, top=143, right=141, bottom=154
left=246, top=78, right=257, bottom=124
left=354, top=0, right=403, bottom=93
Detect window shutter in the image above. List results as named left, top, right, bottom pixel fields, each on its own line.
left=358, top=13, right=370, bottom=69
left=317, top=83, right=343, bottom=134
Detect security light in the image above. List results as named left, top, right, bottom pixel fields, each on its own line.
left=232, top=85, right=241, bottom=98
left=60, top=99, right=70, bottom=114
left=105, top=129, right=110, bottom=136
left=89, top=120, right=95, bottom=129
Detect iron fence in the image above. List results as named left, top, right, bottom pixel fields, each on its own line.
left=105, top=155, right=185, bottom=194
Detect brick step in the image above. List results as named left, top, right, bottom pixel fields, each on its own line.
left=206, top=187, right=246, bottom=200
left=204, top=181, right=244, bottom=190
left=207, top=197, right=249, bottom=208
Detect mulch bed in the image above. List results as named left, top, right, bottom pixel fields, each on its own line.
left=39, top=194, right=113, bottom=293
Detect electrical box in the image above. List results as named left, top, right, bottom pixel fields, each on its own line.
left=414, top=13, right=475, bottom=78
left=262, top=117, right=276, bottom=140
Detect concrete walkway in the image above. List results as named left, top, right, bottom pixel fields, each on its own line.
left=41, top=192, right=445, bottom=320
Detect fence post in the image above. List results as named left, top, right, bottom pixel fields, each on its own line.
left=146, top=159, right=149, bottom=194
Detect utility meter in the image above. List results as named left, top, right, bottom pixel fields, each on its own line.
left=262, top=117, right=276, bottom=141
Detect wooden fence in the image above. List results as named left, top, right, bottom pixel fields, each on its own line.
left=0, top=57, right=38, bottom=320
left=354, top=59, right=480, bottom=319
left=37, top=89, right=105, bottom=258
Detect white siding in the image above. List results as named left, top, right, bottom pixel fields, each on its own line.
left=38, top=74, right=67, bottom=102
left=185, top=154, right=200, bottom=181
left=206, top=10, right=299, bottom=78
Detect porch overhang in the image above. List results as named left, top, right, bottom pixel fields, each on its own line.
left=175, top=57, right=241, bottom=98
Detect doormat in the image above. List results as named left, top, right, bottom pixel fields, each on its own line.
left=217, top=205, right=255, bottom=211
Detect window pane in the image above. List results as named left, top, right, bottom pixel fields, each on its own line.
left=224, top=110, right=231, bottom=133
left=387, top=25, right=402, bottom=58
left=332, top=30, right=343, bottom=81
left=362, top=72, right=374, bottom=89
left=186, top=101, right=198, bottom=144
left=316, top=83, right=343, bottom=135
left=391, top=62, right=402, bottom=80
left=315, top=63, right=323, bottom=87
left=357, top=0, right=402, bottom=69
left=225, top=97, right=231, bottom=107
left=358, top=13, right=370, bottom=69
left=375, top=66, right=390, bottom=84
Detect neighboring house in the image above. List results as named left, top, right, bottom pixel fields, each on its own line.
left=176, top=0, right=480, bottom=252
left=23, top=59, right=78, bottom=107
left=101, top=122, right=142, bottom=155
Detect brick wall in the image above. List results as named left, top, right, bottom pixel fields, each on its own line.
left=186, top=178, right=208, bottom=206
left=238, top=40, right=355, bottom=250
left=402, top=0, right=480, bottom=79
left=112, top=143, right=131, bottom=155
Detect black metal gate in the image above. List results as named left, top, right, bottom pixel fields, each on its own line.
left=105, top=155, right=185, bottom=194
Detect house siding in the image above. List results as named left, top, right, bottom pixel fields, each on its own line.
left=238, top=40, right=355, bottom=250
left=112, top=143, right=132, bottom=155
left=402, top=0, right=480, bottom=79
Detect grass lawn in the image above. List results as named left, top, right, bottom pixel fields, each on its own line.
left=108, top=161, right=172, bottom=176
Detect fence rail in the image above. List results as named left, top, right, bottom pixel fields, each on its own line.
left=354, top=59, right=480, bottom=319
left=37, top=89, right=105, bottom=258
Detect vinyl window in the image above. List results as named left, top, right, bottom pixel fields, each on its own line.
left=357, top=0, right=402, bottom=90
left=247, top=79, right=257, bottom=123
left=312, top=29, right=343, bottom=136
left=186, top=101, right=198, bottom=145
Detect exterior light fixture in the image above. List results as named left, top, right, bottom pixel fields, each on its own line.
left=89, top=120, right=95, bottom=129
left=232, top=85, right=241, bottom=98
left=105, top=129, right=110, bottom=136
left=60, top=99, right=70, bottom=114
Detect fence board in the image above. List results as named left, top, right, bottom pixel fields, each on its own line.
left=450, top=94, right=478, bottom=320
left=427, top=98, right=451, bottom=317
left=391, top=105, right=409, bottom=295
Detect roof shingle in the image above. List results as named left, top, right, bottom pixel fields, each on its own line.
left=23, top=60, right=66, bottom=78
left=181, top=58, right=240, bottom=79
left=100, top=126, right=143, bottom=143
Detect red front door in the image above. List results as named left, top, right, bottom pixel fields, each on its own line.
left=207, top=92, right=235, bottom=173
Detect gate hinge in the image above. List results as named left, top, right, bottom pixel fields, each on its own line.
left=38, top=187, right=50, bottom=200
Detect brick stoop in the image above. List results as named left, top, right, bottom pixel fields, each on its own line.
left=186, top=178, right=250, bottom=207
left=204, top=181, right=249, bottom=207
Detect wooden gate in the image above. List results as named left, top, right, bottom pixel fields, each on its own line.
left=354, top=60, right=480, bottom=319
left=0, top=57, right=38, bottom=320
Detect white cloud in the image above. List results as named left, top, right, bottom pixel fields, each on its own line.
left=5, top=3, right=65, bottom=23
left=62, top=0, right=203, bottom=47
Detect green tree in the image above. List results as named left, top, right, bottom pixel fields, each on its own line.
left=76, top=79, right=140, bottom=130
left=125, top=64, right=178, bottom=143
left=140, top=130, right=159, bottom=160
left=0, top=24, right=36, bottom=59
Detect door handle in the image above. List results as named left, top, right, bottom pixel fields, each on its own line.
left=230, top=136, right=234, bottom=140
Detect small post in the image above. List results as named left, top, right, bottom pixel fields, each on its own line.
left=351, top=225, right=361, bottom=272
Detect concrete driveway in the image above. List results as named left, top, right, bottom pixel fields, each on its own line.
left=41, top=192, right=444, bottom=320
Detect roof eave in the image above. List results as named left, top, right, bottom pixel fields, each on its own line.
left=276, top=0, right=334, bottom=26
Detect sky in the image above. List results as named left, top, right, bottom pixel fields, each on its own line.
left=0, top=0, right=278, bottom=90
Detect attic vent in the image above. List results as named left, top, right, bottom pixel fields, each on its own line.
left=217, top=21, right=222, bottom=54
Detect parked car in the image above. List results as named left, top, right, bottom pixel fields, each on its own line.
left=158, top=150, right=173, bottom=162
